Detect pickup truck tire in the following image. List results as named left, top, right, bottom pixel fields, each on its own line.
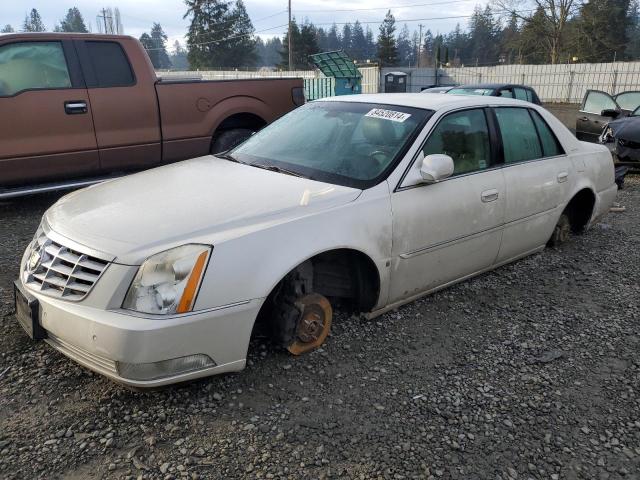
left=210, top=128, right=255, bottom=153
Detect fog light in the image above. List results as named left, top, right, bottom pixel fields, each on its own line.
left=116, top=354, right=216, bottom=381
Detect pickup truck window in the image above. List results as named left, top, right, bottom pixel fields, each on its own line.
left=231, top=101, right=431, bottom=189
left=0, top=42, right=71, bottom=96
left=84, top=41, right=134, bottom=87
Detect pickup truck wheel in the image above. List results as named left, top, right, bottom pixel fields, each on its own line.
left=210, top=128, right=255, bottom=154
left=548, top=213, right=571, bottom=247
left=286, top=293, right=333, bottom=355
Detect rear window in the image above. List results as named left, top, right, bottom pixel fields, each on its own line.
left=85, top=41, right=134, bottom=87
left=530, top=110, right=564, bottom=157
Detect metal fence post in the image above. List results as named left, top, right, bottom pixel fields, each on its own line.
left=612, top=70, right=618, bottom=94
left=567, top=70, right=575, bottom=103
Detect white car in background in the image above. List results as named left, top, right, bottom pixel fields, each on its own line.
left=15, top=94, right=617, bottom=387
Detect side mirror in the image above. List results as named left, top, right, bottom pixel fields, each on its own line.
left=420, top=154, right=454, bottom=183
left=601, top=109, right=620, bottom=118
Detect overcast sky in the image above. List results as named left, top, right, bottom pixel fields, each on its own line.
left=3, top=0, right=482, bottom=51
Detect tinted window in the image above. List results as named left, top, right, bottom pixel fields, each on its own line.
left=498, top=88, right=514, bottom=98
left=583, top=91, right=617, bottom=114
left=0, top=42, right=71, bottom=96
left=514, top=88, right=528, bottom=101
left=422, top=109, right=491, bottom=175
left=494, top=107, right=542, bottom=163
left=614, top=91, right=640, bottom=111
left=526, top=89, right=533, bottom=102
left=531, top=110, right=564, bottom=157
left=85, top=41, right=134, bottom=87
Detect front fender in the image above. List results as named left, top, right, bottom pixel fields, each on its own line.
left=194, top=182, right=393, bottom=312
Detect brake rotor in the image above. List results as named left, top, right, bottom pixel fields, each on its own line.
left=287, top=293, right=333, bottom=355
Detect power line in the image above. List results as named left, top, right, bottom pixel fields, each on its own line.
left=294, top=0, right=475, bottom=14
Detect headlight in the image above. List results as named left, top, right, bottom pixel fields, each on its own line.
left=122, top=244, right=211, bottom=315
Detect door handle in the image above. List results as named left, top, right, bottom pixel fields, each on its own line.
left=481, top=189, right=499, bottom=203
left=64, top=101, right=88, bottom=115
left=557, top=171, right=569, bottom=183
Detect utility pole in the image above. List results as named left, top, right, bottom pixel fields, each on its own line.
left=417, top=24, right=424, bottom=69
left=288, top=0, right=293, bottom=71
left=97, top=8, right=110, bottom=34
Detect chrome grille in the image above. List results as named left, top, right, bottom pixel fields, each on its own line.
left=24, top=231, right=109, bottom=301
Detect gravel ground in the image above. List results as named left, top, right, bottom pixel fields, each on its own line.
left=0, top=177, right=639, bottom=480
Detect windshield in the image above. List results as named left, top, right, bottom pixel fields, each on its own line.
left=447, top=87, right=494, bottom=96
left=231, top=101, right=431, bottom=189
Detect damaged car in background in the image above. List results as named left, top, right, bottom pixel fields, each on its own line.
left=599, top=105, right=640, bottom=173
left=14, top=94, right=617, bottom=387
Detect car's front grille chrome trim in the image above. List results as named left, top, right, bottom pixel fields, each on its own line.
left=23, top=231, right=109, bottom=301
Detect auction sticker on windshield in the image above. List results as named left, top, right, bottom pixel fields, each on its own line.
left=365, top=108, right=412, bottom=122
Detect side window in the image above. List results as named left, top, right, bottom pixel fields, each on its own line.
left=583, top=91, right=617, bottom=114
left=498, top=88, right=513, bottom=98
left=494, top=107, right=542, bottom=163
left=84, top=41, right=134, bottom=87
left=614, top=92, right=640, bottom=112
left=422, top=109, right=491, bottom=175
left=0, top=42, right=71, bottom=96
left=530, top=110, right=564, bottom=157
left=514, top=88, right=528, bottom=101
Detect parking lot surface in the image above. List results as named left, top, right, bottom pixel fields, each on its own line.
left=1, top=178, right=639, bottom=480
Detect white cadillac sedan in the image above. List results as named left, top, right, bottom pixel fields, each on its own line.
left=15, top=94, right=617, bottom=387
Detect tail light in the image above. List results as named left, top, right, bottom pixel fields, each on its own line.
left=292, top=86, right=306, bottom=106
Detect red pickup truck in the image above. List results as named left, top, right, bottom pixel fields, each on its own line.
left=0, top=33, right=304, bottom=198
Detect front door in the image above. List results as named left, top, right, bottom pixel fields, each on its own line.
left=74, top=39, right=161, bottom=172
left=0, top=39, right=98, bottom=187
left=389, top=108, right=505, bottom=303
left=576, top=90, right=619, bottom=142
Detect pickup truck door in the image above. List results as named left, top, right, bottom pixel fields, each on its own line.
left=75, top=39, right=161, bottom=172
left=576, top=90, right=620, bottom=142
left=389, top=108, right=505, bottom=303
left=0, top=39, right=98, bottom=187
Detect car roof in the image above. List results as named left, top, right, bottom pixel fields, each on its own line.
left=318, top=93, right=536, bottom=111
left=451, top=83, right=533, bottom=90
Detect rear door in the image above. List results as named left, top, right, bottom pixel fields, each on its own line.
left=0, top=39, right=98, bottom=187
left=577, top=90, right=619, bottom=142
left=75, top=39, right=161, bottom=172
left=493, top=107, right=572, bottom=262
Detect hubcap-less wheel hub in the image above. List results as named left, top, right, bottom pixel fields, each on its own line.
left=287, top=293, right=333, bottom=355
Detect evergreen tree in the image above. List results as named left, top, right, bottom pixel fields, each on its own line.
left=377, top=10, right=398, bottom=66
left=225, top=0, right=257, bottom=67
left=316, top=27, right=328, bottom=51
left=170, top=41, right=190, bottom=69
left=23, top=9, right=46, bottom=32
left=342, top=23, right=353, bottom=54
left=575, top=0, right=631, bottom=62
left=518, top=6, right=551, bottom=64
left=58, top=7, right=88, bottom=33
left=365, top=26, right=376, bottom=60
left=467, top=6, right=500, bottom=65
left=446, top=24, right=469, bottom=65
left=257, top=37, right=282, bottom=67
left=184, top=0, right=233, bottom=68
left=396, top=24, right=412, bottom=66
left=280, top=19, right=319, bottom=69
left=327, top=24, right=341, bottom=50
left=149, top=23, right=172, bottom=69
left=628, top=0, right=640, bottom=59
left=1, top=25, right=14, bottom=33
left=422, top=29, right=434, bottom=67
left=351, top=21, right=367, bottom=61
left=500, top=13, right=520, bottom=64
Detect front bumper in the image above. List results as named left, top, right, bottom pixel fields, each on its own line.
left=17, top=278, right=263, bottom=387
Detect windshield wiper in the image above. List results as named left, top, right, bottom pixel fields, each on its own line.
left=215, top=152, right=243, bottom=163
left=250, top=163, right=305, bottom=178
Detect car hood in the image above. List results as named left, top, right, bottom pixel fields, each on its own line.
left=45, top=156, right=361, bottom=264
left=608, top=116, right=640, bottom=143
